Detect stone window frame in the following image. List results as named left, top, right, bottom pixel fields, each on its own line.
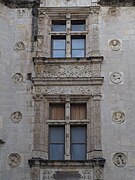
left=36, top=6, right=100, bottom=57
left=33, top=94, right=102, bottom=160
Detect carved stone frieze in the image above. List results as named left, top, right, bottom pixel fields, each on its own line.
left=42, top=170, right=54, bottom=180
left=33, top=85, right=101, bottom=96
left=3, top=0, right=40, bottom=8
left=80, top=169, right=93, bottom=180
left=8, top=153, right=21, bottom=168
left=94, top=167, right=103, bottom=180
left=112, top=153, right=127, bottom=167
left=98, top=0, right=135, bottom=6
left=42, top=64, right=93, bottom=78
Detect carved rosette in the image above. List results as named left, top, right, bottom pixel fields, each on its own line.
left=113, top=153, right=127, bottom=167
left=8, top=153, right=21, bottom=168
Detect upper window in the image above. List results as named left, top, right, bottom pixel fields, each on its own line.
left=51, top=20, right=86, bottom=58
left=52, top=20, right=66, bottom=32
left=71, top=20, right=85, bottom=31
left=51, top=36, right=66, bottom=58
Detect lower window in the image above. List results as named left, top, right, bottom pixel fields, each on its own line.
left=49, top=125, right=86, bottom=160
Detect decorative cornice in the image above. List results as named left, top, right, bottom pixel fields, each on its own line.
left=28, top=158, right=106, bottom=167
left=98, top=0, right=135, bottom=6
left=1, top=0, right=40, bottom=8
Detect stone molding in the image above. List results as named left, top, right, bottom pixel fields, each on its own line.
left=1, top=0, right=40, bottom=8
left=98, top=0, right=135, bottom=6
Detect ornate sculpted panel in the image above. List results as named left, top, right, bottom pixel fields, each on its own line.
left=42, top=64, right=93, bottom=78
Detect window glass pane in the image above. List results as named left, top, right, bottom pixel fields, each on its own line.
left=72, top=39, right=85, bottom=49
left=50, top=126, right=65, bottom=143
left=50, top=144, right=64, bottom=160
left=71, top=126, right=86, bottom=143
left=50, top=103, right=65, bottom=120
left=71, top=20, right=85, bottom=31
left=53, top=39, right=65, bottom=49
left=53, top=50, right=66, bottom=58
left=70, top=103, right=87, bottom=120
left=52, top=21, right=66, bottom=31
left=49, top=126, right=65, bottom=160
left=72, top=50, right=84, bottom=57
left=71, top=144, right=86, bottom=160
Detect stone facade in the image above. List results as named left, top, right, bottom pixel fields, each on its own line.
left=0, top=0, right=135, bottom=180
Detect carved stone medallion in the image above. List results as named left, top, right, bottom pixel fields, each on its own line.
left=113, top=153, right=127, bottom=167
left=11, top=111, right=22, bottom=123
left=8, top=153, right=21, bottom=168
left=12, top=73, right=23, bottom=84
left=110, top=72, right=122, bottom=84
left=17, top=9, right=26, bottom=17
left=109, top=39, right=121, bottom=51
left=112, top=111, right=125, bottom=124
left=14, top=42, right=25, bottom=51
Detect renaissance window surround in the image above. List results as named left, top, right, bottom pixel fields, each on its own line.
left=51, top=19, right=87, bottom=58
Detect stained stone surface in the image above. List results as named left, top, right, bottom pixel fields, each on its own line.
left=0, top=0, right=135, bottom=180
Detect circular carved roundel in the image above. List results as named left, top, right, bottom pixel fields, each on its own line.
left=112, top=111, right=125, bottom=124
left=12, top=73, right=23, bottom=84
left=109, top=39, right=121, bottom=51
left=113, top=153, right=127, bottom=167
left=110, top=72, right=122, bottom=84
left=11, top=111, right=22, bottom=123
left=8, top=153, right=21, bottom=168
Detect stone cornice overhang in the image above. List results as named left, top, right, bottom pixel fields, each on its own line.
left=28, top=158, right=106, bottom=168
left=98, top=0, right=135, bottom=6
left=1, top=0, right=40, bottom=8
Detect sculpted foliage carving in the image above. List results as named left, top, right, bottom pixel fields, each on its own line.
left=43, top=64, right=93, bottom=78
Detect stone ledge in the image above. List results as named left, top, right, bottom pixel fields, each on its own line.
left=28, top=158, right=106, bottom=167
left=98, top=0, right=135, bottom=6
left=1, top=0, right=40, bottom=8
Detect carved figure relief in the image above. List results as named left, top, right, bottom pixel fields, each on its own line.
left=109, top=39, right=121, bottom=51
left=14, top=42, right=25, bottom=51
left=12, top=73, right=23, bottom=84
left=113, top=153, right=127, bottom=167
left=110, top=72, right=123, bottom=84
left=11, top=111, right=22, bottom=123
left=43, top=64, right=93, bottom=78
left=8, top=153, right=21, bottom=168
left=112, top=111, right=125, bottom=124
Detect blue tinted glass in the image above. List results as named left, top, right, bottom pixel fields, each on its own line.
left=50, top=126, right=64, bottom=143
left=52, top=21, right=66, bottom=31
left=72, top=50, right=84, bottom=57
left=71, top=144, right=86, bottom=160
left=50, top=144, right=64, bottom=160
left=53, top=39, right=65, bottom=49
left=71, top=21, right=85, bottom=31
left=53, top=50, right=65, bottom=58
left=71, top=126, right=86, bottom=143
left=72, top=39, right=84, bottom=49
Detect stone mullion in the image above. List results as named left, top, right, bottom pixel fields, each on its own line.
left=65, top=100, right=70, bottom=160
left=66, top=16, right=71, bottom=58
